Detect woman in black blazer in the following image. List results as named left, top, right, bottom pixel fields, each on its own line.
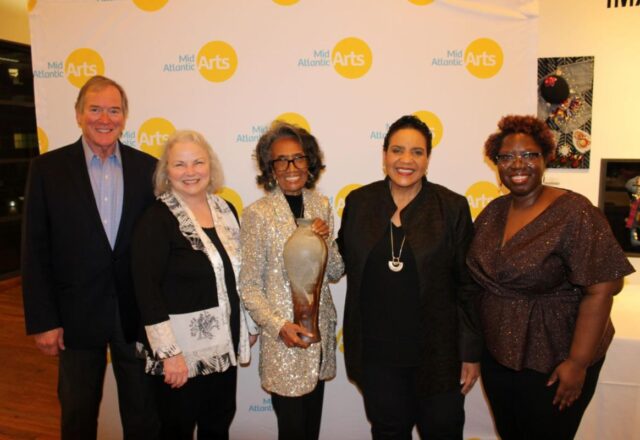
left=132, top=130, right=257, bottom=439
left=337, top=115, right=482, bottom=439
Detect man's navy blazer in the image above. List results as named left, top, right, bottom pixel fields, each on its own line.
left=21, top=138, right=157, bottom=348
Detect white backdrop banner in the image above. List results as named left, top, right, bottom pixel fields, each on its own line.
left=29, top=0, right=538, bottom=438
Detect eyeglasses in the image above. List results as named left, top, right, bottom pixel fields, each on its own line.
left=271, top=155, right=309, bottom=172
left=495, top=151, right=543, bottom=167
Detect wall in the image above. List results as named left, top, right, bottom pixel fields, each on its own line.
left=538, top=0, right=640, bottom=281
left=0, top=0, right=30, bottom=44
left=4, top=1, right=638, bottom=266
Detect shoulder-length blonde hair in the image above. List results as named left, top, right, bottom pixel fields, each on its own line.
left=153, top=130, right=224, bottom=197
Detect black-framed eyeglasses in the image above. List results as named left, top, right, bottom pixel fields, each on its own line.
left=271, top=155, right=309, bottom=172
left=495, top=151, right=543, bottom=167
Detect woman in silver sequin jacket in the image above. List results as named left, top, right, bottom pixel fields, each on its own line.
left=239, top=122, right=344, bottom=440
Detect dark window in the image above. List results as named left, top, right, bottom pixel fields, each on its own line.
left=0, top=39, right=38, bottom=279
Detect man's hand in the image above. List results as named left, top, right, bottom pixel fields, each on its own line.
left=34, top=327, right=65, bottom=356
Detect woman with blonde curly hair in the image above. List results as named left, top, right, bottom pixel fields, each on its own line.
left=132, top=130, right=257, bottom=439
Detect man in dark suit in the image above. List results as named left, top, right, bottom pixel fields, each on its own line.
left=21, top=75, right=160, bottom=439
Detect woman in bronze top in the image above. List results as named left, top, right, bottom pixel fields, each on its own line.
left=467, top=115, right=635, bottom=439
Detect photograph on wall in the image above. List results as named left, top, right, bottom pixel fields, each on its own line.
left=599, top=159, right=640, bottom=256
left=537, top=56, right=594, bottom=169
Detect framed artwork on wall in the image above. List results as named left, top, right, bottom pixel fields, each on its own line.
left=538, top=56, right=594, bottom=169
left=598, top=159, right=640, bottom=256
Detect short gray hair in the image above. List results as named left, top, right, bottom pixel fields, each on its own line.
left=153, top=130, right=224, bottom=197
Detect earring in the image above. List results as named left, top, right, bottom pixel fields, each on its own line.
left=307, top=171, right=314, bottom=179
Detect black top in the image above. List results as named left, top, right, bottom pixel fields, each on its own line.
left=203, top=227, right=240, bottom=350
left=284, top=193, right=304, bottom=219
left=361, top=222, right=421, bottom=366
left=337, top=178, right=482, bottom=396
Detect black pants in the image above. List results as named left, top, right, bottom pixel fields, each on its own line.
left=481, top=351, right=604, bottom=440
left=153, top=366, right=237, bottom=440
left=361, top=363, right=465, bottom=440
left=58, top=311, right=159, bottom=440
left=271, top=381, right=325, bottom=440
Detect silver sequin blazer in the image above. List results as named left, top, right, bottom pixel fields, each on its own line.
left=239, top=187, right=344, bottom=397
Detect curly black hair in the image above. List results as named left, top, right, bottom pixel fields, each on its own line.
left=484, top=115, right=556, bottom=164
left=383, top=115, right=433, bottom=155
left=254, top=121, right=325, bottom=191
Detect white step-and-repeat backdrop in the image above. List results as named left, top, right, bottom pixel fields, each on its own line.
left=29, top=0, right=537, bottom=438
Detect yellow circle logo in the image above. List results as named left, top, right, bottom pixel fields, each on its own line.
left=335, top=183, right=362, bottom=218
left=408, top=0, right=434, bottom=4
left=275, top=112, right=311, bottom=133
left=413, top=110, right=443, bottom=149
left=332, top=37, right=372, bottom=79
left=64, top=48, right=105, bottom=88
left=197, top=41, right=238, bottom=83
left=216, top=186, right=244, bottom=218
left=27, top=0, right=37, bottom=12
left=273, top=0, right=299, bottom=4
left=137, top=117, right=176, bottom=158
left=464, top=38, right=503, bottom=79
left=336, top=327, right=344, bottom=353
left=133, top=0, right=168, bottom=11
left=465, top=181, right=501, bottom=219
left=37, top=127, right=49, bottom=154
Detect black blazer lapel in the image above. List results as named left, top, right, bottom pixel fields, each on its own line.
left=67, top=139, right=112, bottom=254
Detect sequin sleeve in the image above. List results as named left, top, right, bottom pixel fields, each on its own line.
left=239, top=204, right=287, bottom=339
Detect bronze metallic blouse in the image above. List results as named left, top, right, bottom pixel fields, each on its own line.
left=467, top=191, right=634, bottom=373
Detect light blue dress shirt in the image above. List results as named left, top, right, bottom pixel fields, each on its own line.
left=82, top=139, right=124, bottom=249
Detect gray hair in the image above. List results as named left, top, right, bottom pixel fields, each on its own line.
left=153, top=130, right=224, bottom=197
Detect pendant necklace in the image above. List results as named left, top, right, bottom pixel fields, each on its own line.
left=388, top=221, right=406, bottom=272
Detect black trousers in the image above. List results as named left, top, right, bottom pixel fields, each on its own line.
left=154, top=366, right=237, bottom=440
left=58, top=310, right=159, bottom=440
left=361, top=363, right=465, bottom=440
left=271, top=380, right=325, bottom=440
left=481, top=350, right=604, bottom=440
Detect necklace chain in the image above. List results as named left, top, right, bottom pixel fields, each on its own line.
left=389, top=221, right=406, bottom=272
